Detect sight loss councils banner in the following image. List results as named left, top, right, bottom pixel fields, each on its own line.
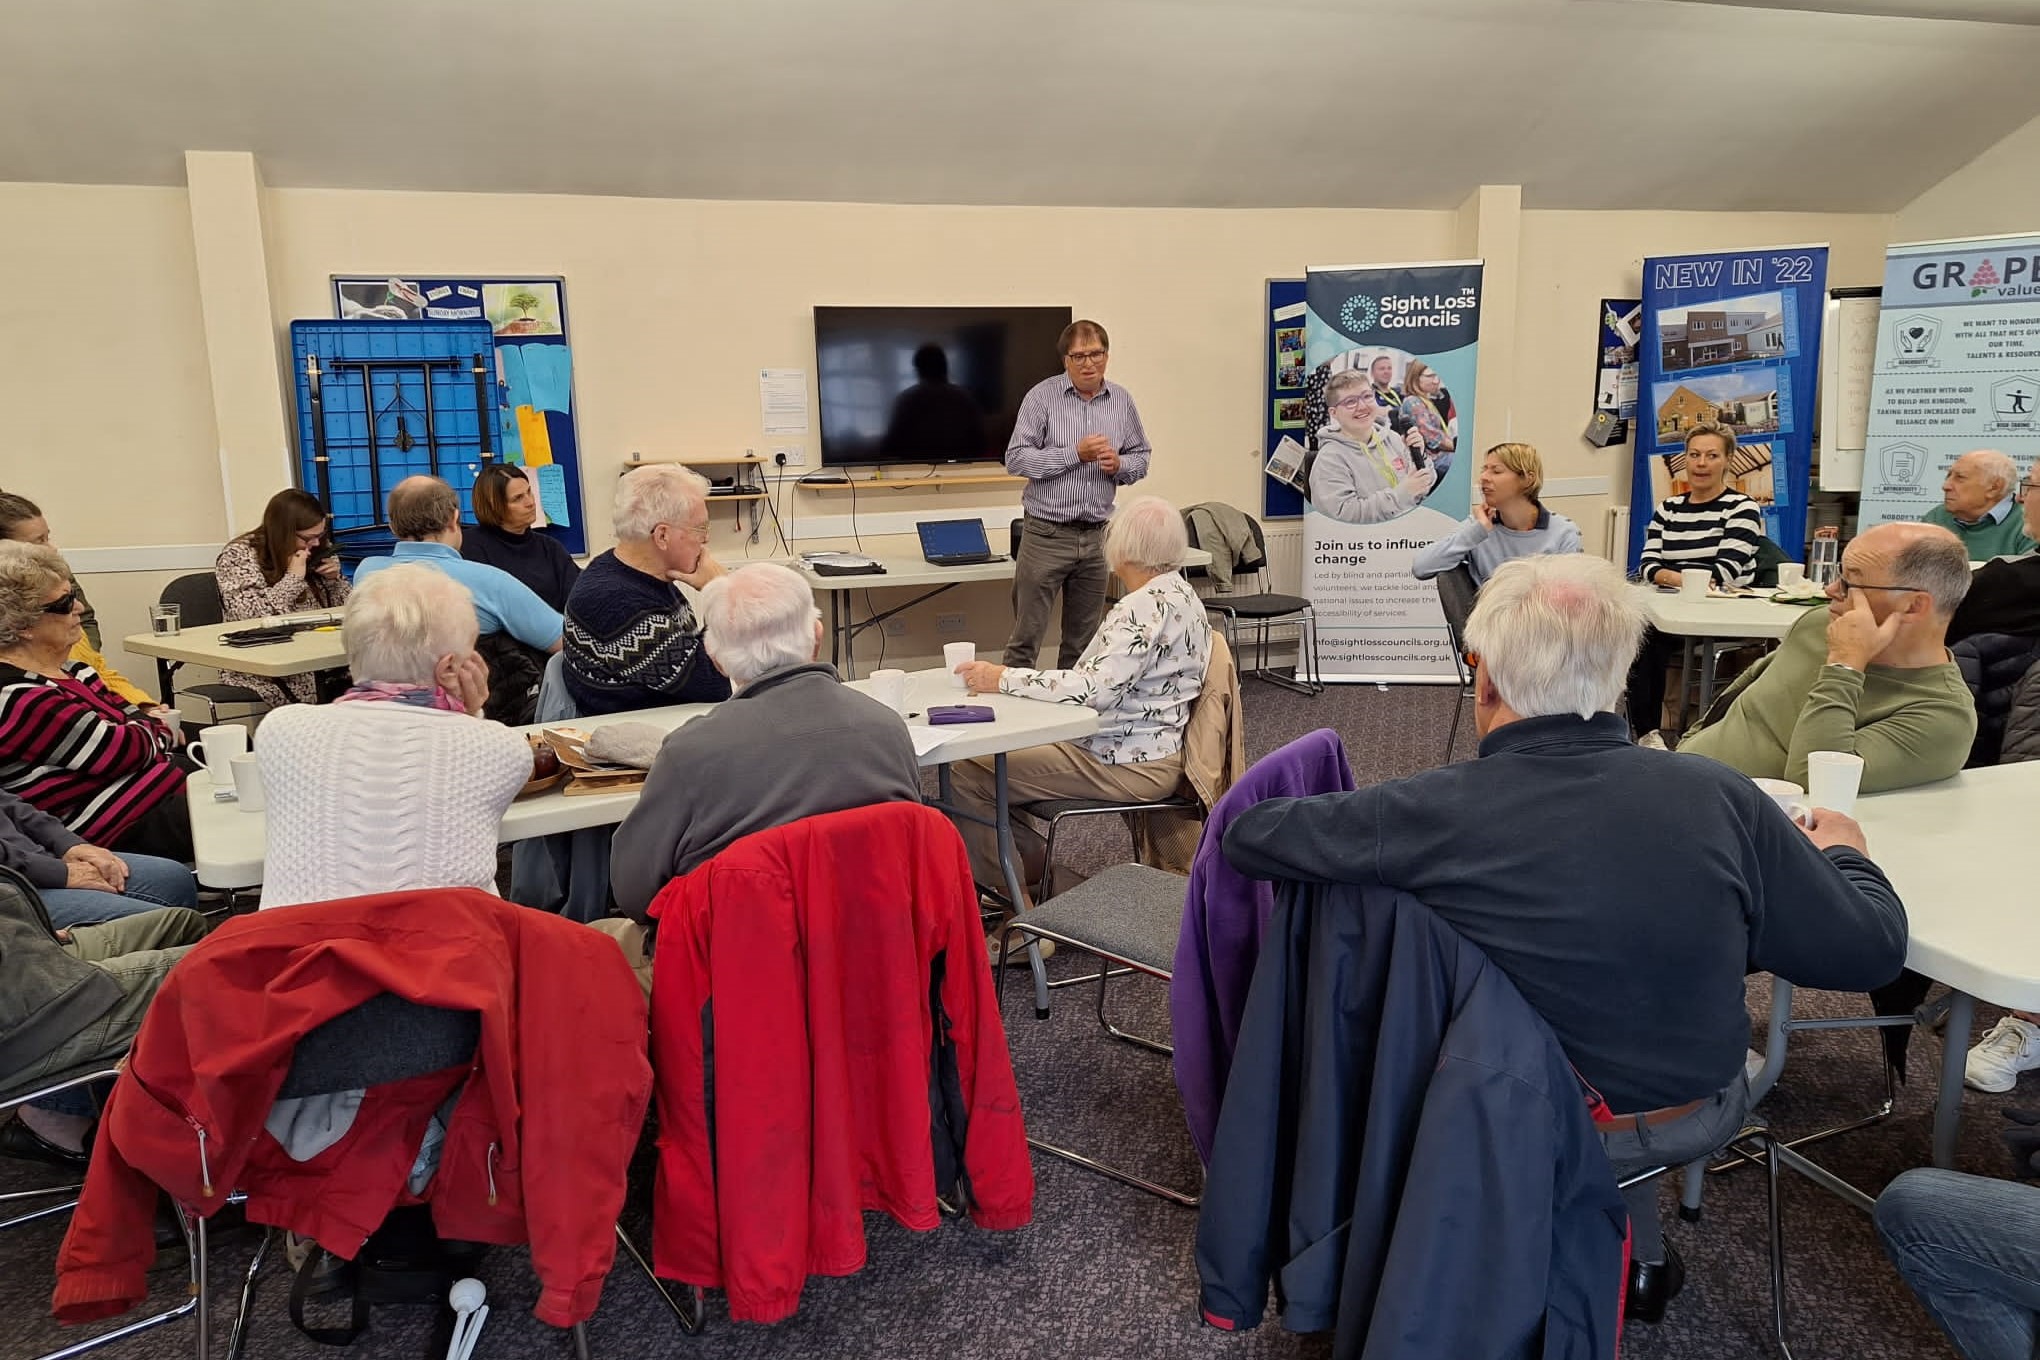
left=1628, top=246, right=1828, bottom=570
left=1860, top=233, right=2040, bottom=529
left=1298, top=260, right=1482, bottom=682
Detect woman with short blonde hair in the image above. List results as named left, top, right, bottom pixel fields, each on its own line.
left=1413, top=442, right=1582, bottom=586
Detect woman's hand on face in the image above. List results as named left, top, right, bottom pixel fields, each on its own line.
left=436, top=651, right=492, bottom=715
left=1471, top=502, right=1496, bottom=530
left=285, top=547, right=310, bottom=580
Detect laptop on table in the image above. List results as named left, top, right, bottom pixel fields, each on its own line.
left=917, top=519, right=1002, bottom=567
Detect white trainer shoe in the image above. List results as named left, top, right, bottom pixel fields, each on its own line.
left=1965, top=1015, right=2040, bottom=1093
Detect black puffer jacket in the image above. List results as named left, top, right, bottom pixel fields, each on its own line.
left=1952, top=632, right=2040, bottom=768
left=2002, top=663, right=2040, bottom=766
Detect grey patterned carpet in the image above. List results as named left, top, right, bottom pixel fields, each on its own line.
left=0, top=678, right=2005, bottom=1360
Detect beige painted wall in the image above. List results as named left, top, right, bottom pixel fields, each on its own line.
left=1895, top=110, right=2040, bottom=244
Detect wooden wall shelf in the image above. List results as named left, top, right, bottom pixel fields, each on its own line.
left=798, top=473, right=1024, bottom=492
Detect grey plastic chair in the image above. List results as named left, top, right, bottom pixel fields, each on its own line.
left=1433, top=564, right=1478, bottom=763
left=508, top=654, right=613, bottom=922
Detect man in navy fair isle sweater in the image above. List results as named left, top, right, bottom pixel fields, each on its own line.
left=563, top=465, right=733, bottom=717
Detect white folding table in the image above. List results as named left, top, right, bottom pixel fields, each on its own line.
left=1629, top=584, right=1814, bottom=719
left=124, top=612, right=349, bottom=709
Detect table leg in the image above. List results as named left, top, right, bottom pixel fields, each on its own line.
left=1673, top=639, right=1695, bottom=732
left=1750, top=978, right=1793, bottom=1104
left=1698, top=642, right=1721, bottom=716
left=1934, top=990, right=1975, bottom=1169
left=156, top=659, right=178, bottom=709
left=991, top=753, right=1052, bottom=1016
left=842, top=593, right=857, bottom=680
left=828, top=594, right=844, bottom=669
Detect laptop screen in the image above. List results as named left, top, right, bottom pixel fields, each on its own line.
left=917, top=519, right=991, bottom=559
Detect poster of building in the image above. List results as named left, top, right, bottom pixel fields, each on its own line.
left=1859, top=234, right=2040, bottom=529
left=1627, top=247, right=1828, bottom=569
left=1297, top=260, right=1482, bottom=682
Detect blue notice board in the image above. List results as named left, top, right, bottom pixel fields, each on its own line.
left=1264, top=278, right=1307, bottom=519
left=331, top=276, right=587, bottom=555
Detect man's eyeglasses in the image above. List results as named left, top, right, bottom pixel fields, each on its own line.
left=2016, top=481, right=2040, bottom=503
left=1064, top=349, right=1108, bottom=366
left=1835, top=573, right=1918, bottom=595
left=40, top=590, right=80, bottom=616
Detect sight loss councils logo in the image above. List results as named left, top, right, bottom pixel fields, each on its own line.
left=1340, top=295, right=1380, bottom=333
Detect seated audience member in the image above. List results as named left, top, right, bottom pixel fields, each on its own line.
left=255, top=564, right=534, bottom=910
left=1678, top=522, right=1976, bottom=794
left=563, top=465, right=733, bottom=716
left=1411, top=442, right=1582, bottom=586
left=1306, top=372, right=1434, bottom=525
left=0, top=492, right=163, bottom=713
left=1222, top=553, right=1908, bottom=1322
left=1926, top=449, right=2035, bottom=563
left=356, top=476, right=562, bottom=724
left=215, top=488, right=350, bottom=707
left=1877, top=1168, right=2040, bottom=1360
left=1948, top=460, right=2040, bottom=644
left=951, top=496, right=1212, bottom=915
left=0, top=787, right=196, bottom=929
left=1628, top=424, right=1766, bottom=735
left=460, top=463, right=582, bottom=613
left=0, top=887, right=206, bottom=1166
left=609, top=563, right=921, bottom=917
left=0, top=544, right=190, bottom=862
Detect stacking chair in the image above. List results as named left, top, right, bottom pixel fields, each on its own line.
left=155, top=574, right=267, bottom=725
left=995, top=863, right=1200, bottom=1206
left=1433, top=564, right=1478, bottom=763
left=4, top=1061, right=204, bottom=1360
left=1185, top=511, right=1322, bottom=695
left=508, top=654, right=613, bottom=921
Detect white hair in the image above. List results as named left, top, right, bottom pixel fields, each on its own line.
left=344, top=563, right=480, bottom=686
left=1104, top=496, right=1189, bottom=575
left=1462, top=554, right=1644, bottom=720
left=1959, top=449, right=2019, bottom=501
left=612, top=465, right=710, bottom=543
left=700, top=563, right=822, bottom=688
left=0, top=541, right=70, bottom=650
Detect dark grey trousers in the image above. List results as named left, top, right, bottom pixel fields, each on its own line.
left=1005, top=518, right=1109, bottom=669
left=1599, top=1072, right=1754, bottom=1265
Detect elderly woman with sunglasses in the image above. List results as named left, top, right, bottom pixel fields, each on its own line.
left=0, top=543, right=192, bottom=862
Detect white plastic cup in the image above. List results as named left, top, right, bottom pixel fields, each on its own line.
left=870, top=668, right=910, bottom=715
left=187, top=724, right=248, bottom=781
left=156, top=707, right=182, bottom=735
left=1753, top=777, right=1809, bottom=825
left=228, top=752, right=266, bottom=813
left=1680, top=568, right=1712, bottom=598
left=1804, top=751, right=1865, bottom=818
left=943, top=641, right=976, bottom=690
left=1777, top=563, right=1806, bottom=589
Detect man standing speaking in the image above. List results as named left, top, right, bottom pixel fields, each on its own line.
left=1003, top=319, right=1152, bottom=667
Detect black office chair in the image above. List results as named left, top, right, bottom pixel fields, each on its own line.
left=1433, top=565, right=1479, bottom=763
left=1184, top=511, right=1322, bottom=696
left=1009, top=517, right=1024, bottom=561
left=156, top=573, right=267, bottom=724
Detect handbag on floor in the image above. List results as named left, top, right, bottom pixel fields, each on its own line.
left=288, top=1204, right=486, bottom=1347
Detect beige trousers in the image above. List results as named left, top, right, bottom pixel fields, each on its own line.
left=948, top=742, right=1198, bottom=897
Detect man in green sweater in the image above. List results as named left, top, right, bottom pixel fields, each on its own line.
left=1680, top=522, right=1976, bottom=794
left=1923, top=449, right=2035, bottom=560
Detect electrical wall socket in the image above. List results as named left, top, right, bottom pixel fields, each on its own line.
left=936, top=612, right=968, bottom=635
left=883, top=618, right=909, bottom=637
left=773, top=444, right=806, bottom=467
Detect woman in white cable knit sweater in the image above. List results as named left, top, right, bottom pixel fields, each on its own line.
left=255, top=563, right=534, bottom=909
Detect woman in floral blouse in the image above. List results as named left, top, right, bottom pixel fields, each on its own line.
left=951, top=496, right=1211, bottom=927
left=214, top=489, right=350, bottom=707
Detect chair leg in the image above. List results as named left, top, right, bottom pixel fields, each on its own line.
left=1764, top=1132, right=1794, bottom=1360
left=612, top=1223, right=704, bottom=1334
left=1092, top=959, right=1170, bottom=1053
left=225, top=1227, right=270, bottom=1360
left=571, top=1322, right=592, bottom=1360
left=1024, top=1135, right=1201, bottom=1207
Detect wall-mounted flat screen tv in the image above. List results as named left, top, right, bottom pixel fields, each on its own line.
left=813, top=305, right=1073, bottom=467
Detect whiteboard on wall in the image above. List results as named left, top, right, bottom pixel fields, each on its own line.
left=1818, top=286, right=1881, bottom=492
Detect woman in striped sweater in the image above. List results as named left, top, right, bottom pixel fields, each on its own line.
left=1628, top=424, right=1767, bottom=736
left=0, top=543, right=191, bottom=861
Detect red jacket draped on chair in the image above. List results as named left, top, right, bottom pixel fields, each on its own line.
left=647, top=802, right=1033, bottom=1323
left=53, top=890, right=651, bottom=1329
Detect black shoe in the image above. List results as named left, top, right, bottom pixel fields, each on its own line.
left=1626, top=1245, right=1685, bottom=1325
left=0, top=1116, right=92, bottom=1168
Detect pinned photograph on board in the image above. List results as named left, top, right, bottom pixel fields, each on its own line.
left=1657, top=291, right=1788, bottom=374
left=1273, top=397, right=1307, bottom=429
left=1306, top=367, right=1439, bottom=525
left=1265, top=434, right=1309, bottom=492
left=1654, top=367, right=1784, bottom=443
left=485, top=282, right=564, bottom=336
left=1275, top=327, right=1305, bottom=354
left=1276, top=353, right=1306, bottom=391
left=336, top=278, right=425, bottom=320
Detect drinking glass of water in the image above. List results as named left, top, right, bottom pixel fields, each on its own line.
left=149, top=603, right=181, bottom=636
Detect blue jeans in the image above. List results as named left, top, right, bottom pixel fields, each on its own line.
left=1877, top=1168, right=2040, bottom=1360
left=38, top=853, right=198, bottom=929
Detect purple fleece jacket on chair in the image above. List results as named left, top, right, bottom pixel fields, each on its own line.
left=1170, top=728, right=1356, bottom=1164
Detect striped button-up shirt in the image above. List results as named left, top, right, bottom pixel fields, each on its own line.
left=1004, top=376, right=1152, bottom=524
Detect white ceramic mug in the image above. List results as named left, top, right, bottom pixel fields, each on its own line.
left=943, top=641, right=976, bottom=691
left=187, top=724, right=249, bottom=782
left=1777, top=562, right=1807, bottom=589
left=870, top=668, right=910, bottom=715
left=1680, top=568, right=1712, bottom=598
left=1804, top=751, right=1866, bottom=818
left=1753, top=777, right=1809, bottom=825
left=228, top=752, right=266, bottom=813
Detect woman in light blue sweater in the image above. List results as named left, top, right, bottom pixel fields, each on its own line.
left=1412, top=442, right=1582, bottom=584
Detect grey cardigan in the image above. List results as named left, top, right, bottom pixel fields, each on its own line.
left=0, top=789, right=85, bottom=890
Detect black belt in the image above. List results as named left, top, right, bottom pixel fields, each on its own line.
left=1027, top=515, right=1109, bottom=531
